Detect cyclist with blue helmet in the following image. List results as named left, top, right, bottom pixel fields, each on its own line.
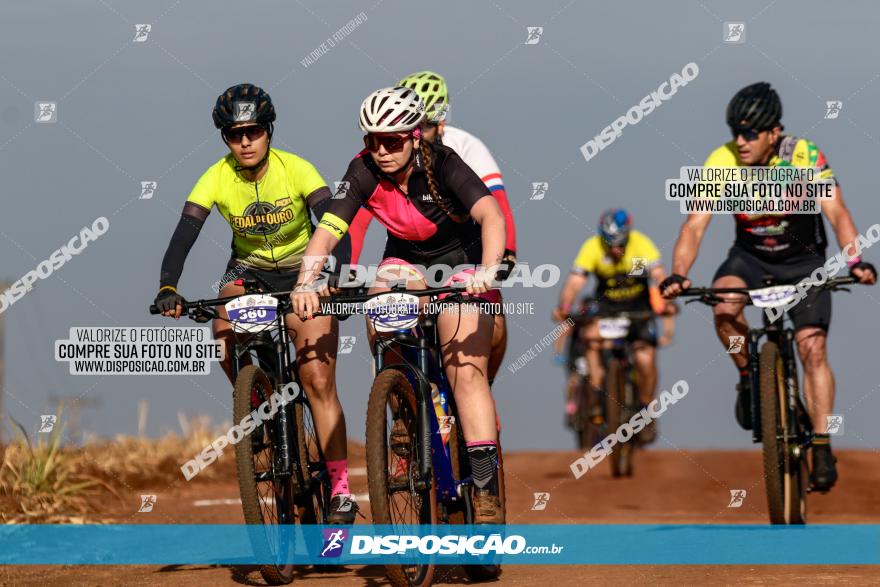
left=555, top=209, right=676, bottom=443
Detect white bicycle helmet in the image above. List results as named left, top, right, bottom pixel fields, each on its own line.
left=359, top=86, right=425, bottom=133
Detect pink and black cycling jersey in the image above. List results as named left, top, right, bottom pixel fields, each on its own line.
left=346, top=126, right=517, bottom=264
left=324, top=141, right=492, bottom=264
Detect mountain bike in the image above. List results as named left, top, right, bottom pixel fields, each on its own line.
left=151, top=277, right=333, bottom=584
left=589, top=309, right=655, bottom=477
left=321, top=284, right=506, bottom=586
left=680, top=276, right=856, bottom=525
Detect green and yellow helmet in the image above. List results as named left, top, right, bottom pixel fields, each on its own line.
left=398, top=71, right=448, bottom=123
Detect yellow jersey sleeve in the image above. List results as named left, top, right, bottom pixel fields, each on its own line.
left=186, top=159, right=223, bottom=210
left=627, top=230, right=661, bottom=265
left=572, top=236, right=602, bottom=274
left=704, top=142, right=739, bottom=167
left=288, top=154, right=327, bottom=199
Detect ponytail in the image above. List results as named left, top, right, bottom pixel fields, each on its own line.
left=419, top=140, right=469, bottom=223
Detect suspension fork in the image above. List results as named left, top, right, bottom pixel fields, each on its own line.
left=779, top=329, right=806, bottom=443
left=747, top=327, right=763, bottom=444
left=269, top=316, right=293, bottom=478
left=415, top=336, right=433, bottom=490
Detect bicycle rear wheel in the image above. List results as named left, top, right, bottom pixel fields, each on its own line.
left=759, top=342, right=807, bottom=525
left=606, top=359, right=634, bottom=477
left=366, top=369, right=438, bottom=587
left=233, top=365, right=295, bottom=585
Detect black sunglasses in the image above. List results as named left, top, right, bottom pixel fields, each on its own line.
left=223, top=125, right=267, bottom=144
left=730, top=127, right=766, bottom=141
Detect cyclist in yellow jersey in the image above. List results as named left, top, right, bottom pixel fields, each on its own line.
left=661, top=82, right=877, bottom=491
left=555, top=209, right=676, bottom=444
left=153, top=84, right=358, bottom=523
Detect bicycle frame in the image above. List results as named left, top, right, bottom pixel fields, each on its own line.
left=229, top=280, right=302, bottom=484
left=373, top=317, right=462, bottom=502
left=745, top=298, right=807, bottom=446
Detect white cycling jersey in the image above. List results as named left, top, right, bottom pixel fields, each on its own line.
left=440, top=126, right=505, bottom=193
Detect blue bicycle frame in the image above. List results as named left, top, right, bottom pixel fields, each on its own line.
left=371, top=315, right=468, bottom=507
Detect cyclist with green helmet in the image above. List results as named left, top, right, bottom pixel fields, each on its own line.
left=154, top=83, right=359, bottom=523
left=347, top=71, right=518, bottom=386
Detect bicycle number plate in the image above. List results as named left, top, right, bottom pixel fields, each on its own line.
left=598, top=317, right=631, bottom=339
left=363, top=292, right=420, bottom=333
left=225, top=294, right=278, bottom=333
left=749, top=285, right=798, bottom=308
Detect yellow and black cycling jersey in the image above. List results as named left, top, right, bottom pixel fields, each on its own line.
left=704, top=135, right=835, bottom=261
left=187, top=148, right=326, bottom=269
left=572, top=230, right=661, bottom=304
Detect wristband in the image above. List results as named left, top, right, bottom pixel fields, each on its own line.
left=159, top=285, right=177, bottom=293
left=847, top=256, right=862, bottom=268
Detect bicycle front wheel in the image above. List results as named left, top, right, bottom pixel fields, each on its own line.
left=606, top=359, right=634, bottom=477
left=366, top=369, right=438, bottom=587
left=233, top=365, right=296, bottom=584
left=759, top=342, right=807, bottom=525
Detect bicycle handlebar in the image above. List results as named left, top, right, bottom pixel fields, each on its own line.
left=679, top=276, right=857, bottom=306
left=149, top=283, right=472, bottom=319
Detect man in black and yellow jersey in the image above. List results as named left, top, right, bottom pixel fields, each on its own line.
left=556, top=209, right=676, bottom=444
left=661, top=82, right=877, bottom=491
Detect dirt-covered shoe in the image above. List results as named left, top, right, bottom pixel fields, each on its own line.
left=472, top=488, right=504, bottom=524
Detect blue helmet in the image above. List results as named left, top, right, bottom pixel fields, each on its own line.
left=598, top=209, right=631, bottom=248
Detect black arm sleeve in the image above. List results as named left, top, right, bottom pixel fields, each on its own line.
left=307, top=187, right=351, bottom=271
left=159, top=203, right=209, bottom=289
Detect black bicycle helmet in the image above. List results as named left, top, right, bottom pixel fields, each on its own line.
left=212, top=83, right=276, bottom=131
left=726, top=82, right=782, bottom=131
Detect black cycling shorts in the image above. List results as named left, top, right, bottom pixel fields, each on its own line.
left=595, top=300, right=657, bottom=347
left=713, top=246, right=831, bottom=332
left=223, top=259, right=300, bottom=293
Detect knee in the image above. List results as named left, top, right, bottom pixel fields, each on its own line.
left=448, top=366, right=488, bottom=392
left=298, top=363, right=336, bottom=399
left=798, top=338, right=827, bottom=371
left=713, top=303, right=741, bottom=324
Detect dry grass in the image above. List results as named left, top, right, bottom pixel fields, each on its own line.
left=0, top=411, right=99, bottom=521
left=1, top=412, right=231, bottom=524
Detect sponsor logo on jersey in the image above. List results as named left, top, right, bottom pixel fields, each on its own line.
left=231, top=202, right=294, bottom=235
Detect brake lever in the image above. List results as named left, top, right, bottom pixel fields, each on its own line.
left=189, top=306, right=216, bottom=323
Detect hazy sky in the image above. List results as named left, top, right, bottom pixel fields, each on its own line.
left=2, top=0, right=880, bottom=450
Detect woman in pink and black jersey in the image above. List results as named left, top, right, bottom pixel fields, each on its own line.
left=291, top=86, right=508, bottom=524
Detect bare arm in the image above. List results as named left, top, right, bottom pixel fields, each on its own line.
left=663, top=213, right=713, bottom=297
left=822, top=185, right=876, bottom=284
left=470, top=195, right=506, bottom=274
left=822, top=185, right=859, bottom=256
left=296, top=227, right=340, bottom=287
left=555, top=272, right=588, bottom=321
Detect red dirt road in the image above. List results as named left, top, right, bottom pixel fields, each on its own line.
left=2, top=448, right=878, bottom=585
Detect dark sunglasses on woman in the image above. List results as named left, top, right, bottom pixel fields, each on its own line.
left=363, top=133, right=410, bottom=152
left=223, top=124, right=267, bottom=144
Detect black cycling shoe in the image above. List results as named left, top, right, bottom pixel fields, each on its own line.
left=810, top=447, right=838, bottom=492
left=735, top=378, right=752, bottom=431
left=327, top=494, right=361, bottom=525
